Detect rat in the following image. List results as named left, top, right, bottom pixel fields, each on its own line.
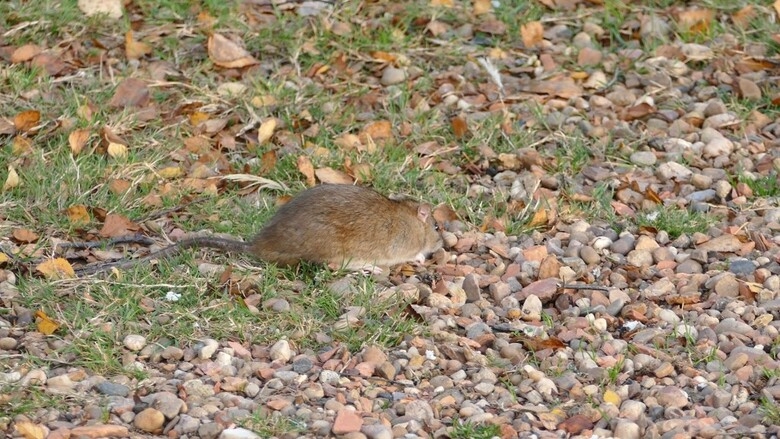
left=74, top=184, right=444, bottom=276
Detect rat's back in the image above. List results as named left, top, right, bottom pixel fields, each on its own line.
left=249, top=184, right=442, bottom=269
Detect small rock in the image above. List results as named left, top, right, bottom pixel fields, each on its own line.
left=134, top=408, right=165, bottom=433
left=630, top=151, right=656, bottom=166
left=738, top=77, right=761, bottom=100
left=656, top=162, right=692, bottom=181
left=198, top=422, right=224, bottom=439
left=578, top=47, right=602, bottom=66
left=332, top=408, right=363, bottom=434
left=697, top=234, right=741, bottom=252
left=270, top=340, right=292, bottom=363
left=380, top=67, right=406, bottom=86
left=703, top=136, right=733, bottom=158
left=613, top=420, right=641, bottom=439
left=198, top=339, right=219, bottom=360
left=521, top=295, right=542, bottom=321
left=656, top=386, right=688, bottom=409
left=123, top=334, right=146, bottom=351
left=462, top=274, right=481, bottom=302
left=219, top=427, right=261, bottom=439
left=95, top=381, right=130, bottom=397
left=0, top=337, right=18, bottom=350
left=729, top=259, right=756, bottom=276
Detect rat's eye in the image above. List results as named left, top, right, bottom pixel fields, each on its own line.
left=433, top=223, right=441, bottom=232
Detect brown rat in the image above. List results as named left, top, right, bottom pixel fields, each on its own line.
left=74, top=184, right=443, bottom=275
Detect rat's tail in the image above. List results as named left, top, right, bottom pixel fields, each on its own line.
left=74, top=236, right=253, bottom=276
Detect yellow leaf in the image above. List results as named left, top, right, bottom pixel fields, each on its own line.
left=14, top=420, right=46, bottom=439
left=107, top=142, right=128, bottom=159
left=125, top=31, right=152, bottom=60
left=0, top=252, right=9, bottom=264
left=36, top=258, right=76, bottom=280
left=775, top=0, right=780, bottom=16
left=12, top=136, right=32, bottom=155
left=521, top=21, right=544, bottom=48
left=189, top=111, right=210, bottom=126
left=251, top=95, right=277, bottom=107
left=157, top=166, right=183, bottom=179
left=65, top=205, right=90, bottom=225
left=604, top=389, right=621, bottom=405
left=257, top=118, right=277, bottom=144
left=473, top=0, right=491, bottom=15
left=527, top=209, right=548, bottom=228
left=430, top=0, right=453, bottom=6
left=68, top=129, right=90, bottom=155
left=3, top=165, right=20, bottom=191
left=14, top=110, right=40, bottom=132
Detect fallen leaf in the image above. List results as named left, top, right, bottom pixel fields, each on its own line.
left=68, top=129, right=90, bottom=155
left=522, top=78, right=583, bottom=98
left=315, top=167, right=353, bottom=184
left=3, top=166, right=20, bottom=191
left=35, top=259, right=75, bottom=281
left=603, top=389, right=621, bottom=405
left=108, top=78, right=150, bottom=108
left=259, top=149, right=277, bottom=175
left=620, top=102, right=656, bottom=121
left=157, top=166, right=183, bottom=179
left=125, top=30, right=152, bottom=60
left=473, top=0, right=491, bottom=15
left=0, top=253, right=8, bottom=264
left=12, top=136, right=32, bottom=155
left=78, top=0, right=123, bottom=19
left=109, top=178, right=132, bottom=194
left=257, top=118, right=277, bottom=144
left=527, top=209, right=549, bottom=228
left=189, top=111, right=210, bottom=126
left=251, top=95, right=278, bottom=107
left=99, top=213, right=140, bottom=238
left=11, top=44, right=42, bottom=63
left=430, top=0, right=453, bottom=5
left=451, top=116, right=468, bottom=138
left=521, top=21, right=544, bottom=48
left=65, top=205, right=90, bottom=224
left=557, top=414, right=594, bottom=435
left=13, top=420, right=46, bottom=439
left=107, top=142, right=128, bottom=159
left=775, top=0, right=780, bottom=16
left=371, top=51, right=397, bottom=63
left=14, top=110, right=40, bottom=132
left=297, top=155, right=316, bottom=186
left=676, top=8, right=714, bottom=33
left=207, top=33, right=259, bottom=69
left=13, top=228, right=38, bottom=243
left=361, top=120, right=393, bottom=142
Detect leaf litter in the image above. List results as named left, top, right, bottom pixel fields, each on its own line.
left=1, top=0, right=780, bottom=437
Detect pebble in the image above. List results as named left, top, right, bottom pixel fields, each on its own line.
left=380, top=67, right=406, bottom=86
left=630, top=151, right=657, bottom=166
left=123, top=334, right=146, bottom=351
left=134, top=408, right=165, bottom=433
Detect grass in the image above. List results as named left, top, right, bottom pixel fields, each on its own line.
left=636, top=207, right=715, bottom=239
left=450, top=418, right=502, bottom=439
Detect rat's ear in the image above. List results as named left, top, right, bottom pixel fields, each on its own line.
left=417, top=204, right=432, bottom=223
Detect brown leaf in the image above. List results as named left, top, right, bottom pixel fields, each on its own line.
left=676, top=8, right=714, bottom=33
left=14, top=110, right=40, bottom=132
left=775, top=0, right=780, bottom=16
left=731, top=5, right=756, bottom=28
left=0, top=117, right=14, bottom=135
left=521, top=21, right=544, bottom=48
left=297, top=155, right=316, bottom=186
left=11, top=44, right=42, bottom=63
left=476, top=18, right=506, bottom=35
left=68, top=129, right=90, bottom=155
left=361, top=120, right=393, bottom=142
left=12, top=228, right=39, bottom=243
left=558, top=414, right=594, bottom=434
left=125, top=30, right=152, bottom=60
left=259, top=149, right=277, bottom=175
left=451, top=116, right=468, bottom=138
left=108, top=78, right=150, bottom=108
left=371, top=51, right=397, bottom=63
left=35, top=259, right=75, bottom=281
left=523, top=78, right=582, bottom=98
left=315, top=167, right=353, bottom=185
left=207, top=33, right=259, bottom=69
left=99, top=213, right=140, bottom=238
left=620, top=102, right=656, bottom=121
